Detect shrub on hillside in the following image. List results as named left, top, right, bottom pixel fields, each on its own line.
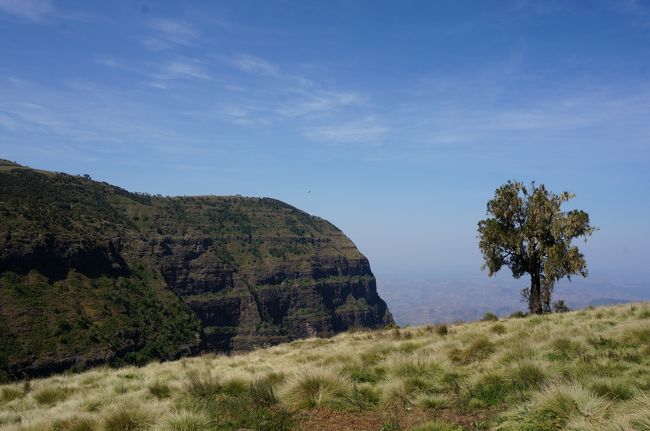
left=482, top=312, right=499, bottom=322
left=436, top=324, right=449, bottom=336
left=552, top=300, right=570, bottom=313
left=491, top=323, right=507, bottom=335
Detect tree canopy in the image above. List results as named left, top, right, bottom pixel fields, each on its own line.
left=477, top=181, right=596, bottom=314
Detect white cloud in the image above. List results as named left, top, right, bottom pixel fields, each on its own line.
left=215, top=105, right=272, bottom=125
left=0, top=112, right=18, bottom=130
left=94, top=56, right=120, bottom=68
left=207, top=87, right=366, bottom=127
left=143, top=37, right=172, bottom=51
left=147, top=80, right=169, bottom=90
left=216, top=54, right=366, bottom=123
left=94, top=54, right=212, bottom=89
left=0, top=78, right=212, bottom=154
left=163, top=61, right=210, bottom=80
left=145, top=18, right=198, bottom=50
left=276, top=89, right=364, bottom=118
left=148, top=60, right=211, bottom=88
left=231, top=54, right=280, bottom=77
left=305, top=118, right=388, bottom=143
left=0, top=0, right=53, bottom=21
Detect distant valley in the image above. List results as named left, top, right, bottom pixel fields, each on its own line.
left=379, top=276, right=650, bottom=325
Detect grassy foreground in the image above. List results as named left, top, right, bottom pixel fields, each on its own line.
left=1, top=303, right=649, bottom=431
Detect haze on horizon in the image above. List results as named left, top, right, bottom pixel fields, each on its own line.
left=1, top=0, right=649, bottom=287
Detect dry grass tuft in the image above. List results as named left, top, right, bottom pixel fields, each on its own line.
left=32, top=386, right=71, bottom=405
left=381, top=378, right=413, bottom=409
left=250, top=376, right=279, bottom=407
left=0, top=387, right=23, bottom=404
left=448, top=336, right=495, bottom=364
left=183, top=371, right=222, bottom=400
left=155, top=410, right=214, bottom=431
left=102, top=404, right=154, bottom=431
left=148, top=381, right=171, bottom=399
left=50, top=416, right=96, bottom=431
left=282, top=368, right=350, bottom=409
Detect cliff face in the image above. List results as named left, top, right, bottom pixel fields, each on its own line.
left=147, top=236, right=390, bottom=351
left=0, top=160, right=392, bottom=379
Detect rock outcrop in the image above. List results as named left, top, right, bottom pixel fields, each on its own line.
left=0, top=160, right=392, bottom=379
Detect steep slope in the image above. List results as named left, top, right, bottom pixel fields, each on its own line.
left=1, top=303, right=648, bottom=431
left=0, top=159, right=392, bottom=379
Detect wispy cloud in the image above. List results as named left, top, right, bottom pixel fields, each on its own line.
left=162, top=61, right=210, bottom=80
left=206, top=86, right=366, bottom=127
left=94, top=56, right=122, bottom=69
left=213, top=54, right=367, bottom=127
left=0, top=112, right=19, bottom=130
left=612, top=0, right=650, bottom=26
left=0, top=77, right=211, bottom=155
left=305, top=118, right=388, bottom=144
left=144, top=18, right=199, bottom=50
left=148, top=60, right=211, bottom=88
left=213, top=106, right=256, bottom=125
left=182, top=100, right=277, bottom=126
left=231, top=54, right=280, bottom=77
left=0, top=0, right=53, bottom=22
left=378, top=81, right=650, bottom=166
left=94, top=53, right=212, bottom=90
left=276, top=88, right=364, bottom=118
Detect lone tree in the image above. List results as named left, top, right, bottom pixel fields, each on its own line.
left=477, top=181, right=596, bottom=314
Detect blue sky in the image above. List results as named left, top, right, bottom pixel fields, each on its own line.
left=1, top=0, right=649, bottom=283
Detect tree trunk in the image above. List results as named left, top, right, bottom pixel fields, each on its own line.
left=542, top=279, right=553, bottom=313
left=529, top=272, right=543, bottom=314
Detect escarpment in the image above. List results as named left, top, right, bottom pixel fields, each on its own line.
left=0, top=159, right=393, bottom=379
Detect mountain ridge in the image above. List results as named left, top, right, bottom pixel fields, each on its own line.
left=0, top=160, right=393, bottom=379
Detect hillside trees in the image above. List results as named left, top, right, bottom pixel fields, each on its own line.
left=477, top=181, right=596, bottom=314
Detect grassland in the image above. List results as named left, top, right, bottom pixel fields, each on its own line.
left=1, top=303, right=649, bottom=431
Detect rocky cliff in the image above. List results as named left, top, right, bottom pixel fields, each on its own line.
left=0, top=160, right=392, bottom=379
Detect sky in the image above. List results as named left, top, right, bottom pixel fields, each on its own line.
left=1, top=0, right=649, bottom=284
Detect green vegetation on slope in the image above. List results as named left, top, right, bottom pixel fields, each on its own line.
left=0, top=266, right=201, bottom=380
left=0, top=160, right=391, bottom=378
left=0, top=162, right=355, bottom=245
left=0, top=303, right=648, bottom=431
